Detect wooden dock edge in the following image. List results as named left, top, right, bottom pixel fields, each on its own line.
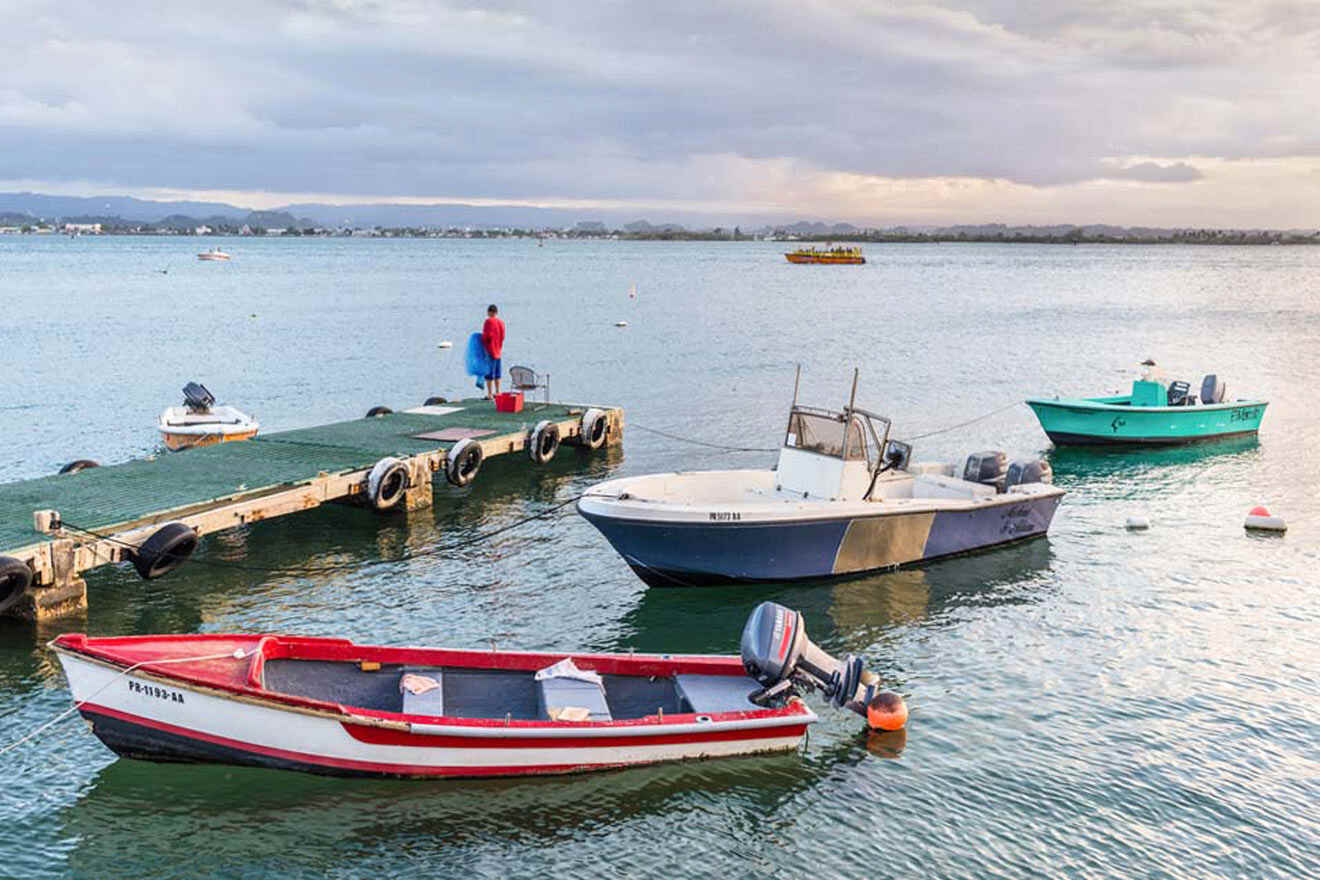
left=6, top=405, right=623, bottom=620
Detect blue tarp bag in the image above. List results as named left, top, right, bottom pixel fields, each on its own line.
left=466, top=332, right=493, bottom=389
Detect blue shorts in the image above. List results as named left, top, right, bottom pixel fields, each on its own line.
left=487, top=358, right=502, bottom=380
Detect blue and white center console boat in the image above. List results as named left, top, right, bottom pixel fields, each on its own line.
left=578, top=374, right=1065, bottom=587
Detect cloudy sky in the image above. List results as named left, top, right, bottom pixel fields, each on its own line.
left=3, top=0, right=1319, bottom=226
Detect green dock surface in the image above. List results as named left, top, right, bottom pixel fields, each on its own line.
left=0, top=399, right=588, bottom=553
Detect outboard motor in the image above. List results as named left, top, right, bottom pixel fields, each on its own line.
left=1167, top=380, right=1191, bottom=406
left=1004, top=458, right=1053, bottom=490
left=740, top=602, right=906, bottom=729
left=964, top=450, right=1007, bottom=491
left=182, top=382, right=215, bottom=413
left=1200, top=374, right=1226, bottom=405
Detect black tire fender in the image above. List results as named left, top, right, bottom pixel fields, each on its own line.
left=59, top=459, right=100, bottom=475
left=527, top=420, right=561, bottom=464
left=366, top=457, right=409, bottom=511
left=579, top=409, right=608, bottom=450
left=445, top=438, right=483, bottom=487
left=365, top=406, right=393, bottom=418
left=132, top=522, right=199, bottom=580
left=0, top=556, right=33, bottom=615
left=423, top=396, right=448, bottom=407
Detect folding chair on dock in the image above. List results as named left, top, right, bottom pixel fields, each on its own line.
left=509, top=365, right=550, bottom=408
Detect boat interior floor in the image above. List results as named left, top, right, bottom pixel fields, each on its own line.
left=261, top=659, right=760, bottom=721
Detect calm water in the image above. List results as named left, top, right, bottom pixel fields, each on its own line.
left=0, top=236, right=1317, bottom=878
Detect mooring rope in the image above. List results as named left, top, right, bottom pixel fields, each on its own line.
left=0, top=648, right=252, bottom=756
left=901, top=401, right=1022, bottom=441
left=629, top=423, right=778, bottom=453
left=60, top=494, right=585, bottom=578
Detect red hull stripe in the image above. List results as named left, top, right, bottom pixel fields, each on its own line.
left=342, top=720, right=808, bottom=749
left=81, top=703, right=805, bottom=776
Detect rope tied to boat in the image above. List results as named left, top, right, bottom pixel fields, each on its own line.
left=901, top=401, right=1022, bottom=441
left=0, top=647, right=253, bottom=757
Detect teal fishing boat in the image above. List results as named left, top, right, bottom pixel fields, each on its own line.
left=1026, top=366, right=1268, bottom=446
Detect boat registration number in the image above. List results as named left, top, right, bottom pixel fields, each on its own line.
left=1230, top=408, right=1261, bottom=422
left=128, top=680, right=185, bottom=704
left=709, top=512, right=742, bottom=521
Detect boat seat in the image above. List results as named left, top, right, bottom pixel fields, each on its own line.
left=674, top=674, right=760, bottom=714
left=400, top=666, right=446, bottom=717
left=537, top=667, right=612, bottom=722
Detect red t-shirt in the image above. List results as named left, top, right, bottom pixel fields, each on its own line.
left=482, top=316, right=506, bottom=359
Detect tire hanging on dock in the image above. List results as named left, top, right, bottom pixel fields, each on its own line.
left=366, top=457, right=409, bottom=511
left=59, top=459, right=100, bottom=475
left=0, top=556, right=32, bottom=615
left=131, top=522, right=199, bottom=580
left=423, top=396, right=448, bottom=407
left=527, top=420, right=561, bottom=464
left=445, top=439, right=483, bottom=487
left=578, top=409, right=608, bottom=450
left=365, top=406, right=393, bottom=418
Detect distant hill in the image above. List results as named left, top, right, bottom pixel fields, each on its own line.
left=0, top=192, right=248, bottom=223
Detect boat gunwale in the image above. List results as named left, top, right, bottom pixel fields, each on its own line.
left=1025, top=396, right=1268, bottom=414
left=50, top=636, right=815, bottom=736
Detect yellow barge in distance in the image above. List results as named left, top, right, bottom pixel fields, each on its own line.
left=784, top=245, right=865, bottom=265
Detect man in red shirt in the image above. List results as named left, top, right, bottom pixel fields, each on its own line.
left=482, top=304, right=506, bottom=399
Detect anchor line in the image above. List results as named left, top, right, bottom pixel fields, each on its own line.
left=57, top=494, right=585, bottom=578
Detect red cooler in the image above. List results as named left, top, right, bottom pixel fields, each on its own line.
left=494, top=391, right=524, bottom=413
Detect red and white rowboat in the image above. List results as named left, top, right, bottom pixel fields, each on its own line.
left=50, top=631, right=818, bottom=779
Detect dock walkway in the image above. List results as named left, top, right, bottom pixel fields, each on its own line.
left=0, top=399, right=622, bottom=619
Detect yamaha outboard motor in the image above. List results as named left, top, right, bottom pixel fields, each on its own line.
left=964, top=450, right=1008, bottom=492
left=182, top=382, right=215, bottom=413
left=1200, top=374, right=1226, bottom=405
left=1004, top=458, right=1053, bottom=490
left=741, top=602, right=903, bottom=728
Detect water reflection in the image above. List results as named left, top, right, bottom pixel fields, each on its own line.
left=60, top=745, right=829, bottom=872
left=1047, top=435, right=1261, bottom=485
left=617, top=538, right=1057, bottom=658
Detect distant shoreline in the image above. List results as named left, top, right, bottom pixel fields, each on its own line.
left=4, top=227, right=1318, bottom=246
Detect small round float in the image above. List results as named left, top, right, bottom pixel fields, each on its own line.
left=1244, top=505, right=1286, bottom=532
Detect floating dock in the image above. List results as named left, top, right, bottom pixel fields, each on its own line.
left=0, top=399, right=623, bottom=620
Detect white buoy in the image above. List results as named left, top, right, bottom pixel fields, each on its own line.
left=437, top=340, right=453, bottom=349
left=615, top=321, right=628, bottom=327
left=1126, top=515, right=1151, bottom=530
left=1244, top=506, right=1286, bottom=532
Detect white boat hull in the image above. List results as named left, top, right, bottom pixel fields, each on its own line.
left=55, top=651, right=810, bottom=778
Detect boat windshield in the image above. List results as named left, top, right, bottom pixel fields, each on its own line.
left=784, top=409, right=867, bottom=460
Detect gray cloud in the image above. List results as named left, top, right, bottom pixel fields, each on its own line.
left=0, top=0, right=1317, bottom=210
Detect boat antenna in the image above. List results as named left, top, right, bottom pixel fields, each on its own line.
left=847, top=367, right=859, bottom=413
left=792, top=363, right=801, bottom=407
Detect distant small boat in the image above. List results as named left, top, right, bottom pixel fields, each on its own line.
left=785, top=245, right=864, bottom=265
left=437, top=340, right=454, bottom=349
left=615, top=321, right=628, bottom=327
left=47, top=597, right=901, bottom=779
left=198, top=248, right=231, bottom=261
left=1027, top=366, right=1268, bottom=446
left=158, top=382, right=258, bottom=451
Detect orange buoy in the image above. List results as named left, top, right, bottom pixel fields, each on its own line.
left=866, top=691, right=908, bottom=731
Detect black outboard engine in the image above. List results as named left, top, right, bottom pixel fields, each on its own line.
left=740, top=601, right=881, bottom=717
left=1167, top=380, right=1191, bottom=406
left=182, top=382, right=215, bottom=413
left=1004, top=458, right=1053, bottom=490
left=1200, top=374, right=1226, bottom=405
left=964, top=450, right=1007, bottom=492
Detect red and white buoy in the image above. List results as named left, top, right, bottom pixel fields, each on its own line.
left=1244, top=505, right=1287, bottom=532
